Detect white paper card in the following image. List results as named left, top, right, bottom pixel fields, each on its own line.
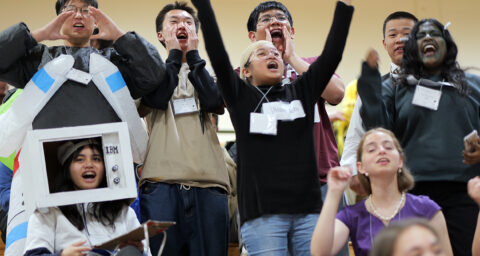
left=412, top=85, right=441, bottom=111
left=249, top=112, right=277, bottom=135
left=262, top=100, right=306, bottom=121
left=66, top=68, right=92, bottom=85
left=171, top=97, right=198, bottom=115
left=314, top=103, right=320, bottom=123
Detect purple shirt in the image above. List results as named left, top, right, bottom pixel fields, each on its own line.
left=336, top=193, right=441, bottom=256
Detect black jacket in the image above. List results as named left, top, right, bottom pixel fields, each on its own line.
left=0, top=23, right=165, bottom=129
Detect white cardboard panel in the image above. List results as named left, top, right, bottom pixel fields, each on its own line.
left=21, top=122, right=137, bottom=215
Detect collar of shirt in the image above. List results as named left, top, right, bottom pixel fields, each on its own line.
left=390, top=63, right=400, bottom=79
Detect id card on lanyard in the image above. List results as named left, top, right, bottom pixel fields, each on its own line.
left=171, top=97, right=199, bottom=115
left=412, top=85, right=442, bottom=111
left=249, top=86, right=278, bottom=135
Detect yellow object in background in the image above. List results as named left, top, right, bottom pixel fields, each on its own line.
left=333, top=80, right=358, bottom=157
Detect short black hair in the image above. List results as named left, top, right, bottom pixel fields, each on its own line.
left=382, top=11, right=418, bottom=38
left=155, top=1, right=199, bottom=47
left=55, top=0, right=98, bottom=15
left=247, top=1, right=293, bottom=32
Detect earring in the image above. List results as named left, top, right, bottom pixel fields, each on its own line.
left=365, top=172, right=369, bottom=177
left=398, top=168, right=403, bottom=174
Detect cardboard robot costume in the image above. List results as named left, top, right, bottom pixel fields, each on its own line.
left=1, top=54, right=149, bottom=256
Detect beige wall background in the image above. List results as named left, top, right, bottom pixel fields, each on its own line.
left=1, top=0, right=480, bottom=140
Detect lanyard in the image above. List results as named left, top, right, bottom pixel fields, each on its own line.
left=253, top=86, right=274, bottom=113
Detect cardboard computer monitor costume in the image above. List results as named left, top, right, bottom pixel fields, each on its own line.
left=0, top=54, right=147, bottom=255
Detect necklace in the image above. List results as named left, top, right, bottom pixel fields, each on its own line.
left=369, top=192, right=405, bottom=222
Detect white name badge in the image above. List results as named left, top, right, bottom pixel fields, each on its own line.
left=171, top=97, right=198, bottom=115
left=262, top=100, right=306, bottom=121
left=249, top=112, right=277, bottom=135
left=412, top=85, right=441, bottom=111
left=66, top=68, right=93, bottom=85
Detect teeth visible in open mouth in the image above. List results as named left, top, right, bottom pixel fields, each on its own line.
left=423, top=44, right=436, bottom=53
left=270, top=30, right=282, bottom=38
left=177, top=33, right=187, bottom=39
left=73, top=24, right=84, bottom=28
left=267, top=62, right=278, bottom=69
left=82, top=172, right=96, bottom=179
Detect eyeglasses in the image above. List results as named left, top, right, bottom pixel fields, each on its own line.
left=63, top=5, right=90, bottom=17
left=257, top=14, right=289, bottom=25
left=244, top=48, right=281, bottom=67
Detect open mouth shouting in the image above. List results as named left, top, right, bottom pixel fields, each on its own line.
left=81, top=171, right=98, bottom=183
left=73, top=22, right=85, bottom=30
left=267, top=61, right=279, bottom=71
left=422, top=41, right=438, bottom=57
left=270, top=28, right=283, bottom=39
left=177, top=31, right=188, bottom=41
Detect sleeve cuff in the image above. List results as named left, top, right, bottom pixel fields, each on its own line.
left=167, top=49, right=184, bottom=64
left=186, top=50, right=202, bottom=64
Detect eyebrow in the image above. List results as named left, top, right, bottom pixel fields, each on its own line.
left=168, top=15, right=193, bottom=20
left=387, top=27, right=412, bottom=33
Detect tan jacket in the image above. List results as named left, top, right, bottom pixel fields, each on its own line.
left=140, top=63, right=230, bottom=193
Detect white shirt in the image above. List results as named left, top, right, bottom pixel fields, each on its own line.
left=340, top=63, right=396, bottom=174
left=24, top=206, right=149, bottom=255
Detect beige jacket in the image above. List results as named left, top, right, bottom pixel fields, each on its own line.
left=140, top=63, right=230, bottom=193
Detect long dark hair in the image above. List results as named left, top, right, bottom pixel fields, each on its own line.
left=399, top=18, right=468, bottom=95
left=54, top=141, right=129, bottom=231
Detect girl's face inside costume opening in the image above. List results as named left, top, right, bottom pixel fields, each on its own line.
left=69, top=145, right=105, bottom=190
left=416, top=22, right=447, bottom=74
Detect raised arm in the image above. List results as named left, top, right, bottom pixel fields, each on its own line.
left=295, top=1, right=353, bottom=106
left=190, top=0, right=242, bottom=106
left=311, top=167, right=351, bottom=256
left=357, top=49, right=393, bottom=130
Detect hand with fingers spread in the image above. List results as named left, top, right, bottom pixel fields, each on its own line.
left=88, top=7, right=125, bottom=42
left=281, top=25, right=297, bottom=63
left=327, top=166, right=352, bottom=195
left=31, top=11, right=74, bottom=43
left=185, top=25, right=198, bottom=52
left=61, top=240, right=91, bottom=256
left=162, top=24, right=181, bottom=53
left=265, top=28, right=273, bottom=43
